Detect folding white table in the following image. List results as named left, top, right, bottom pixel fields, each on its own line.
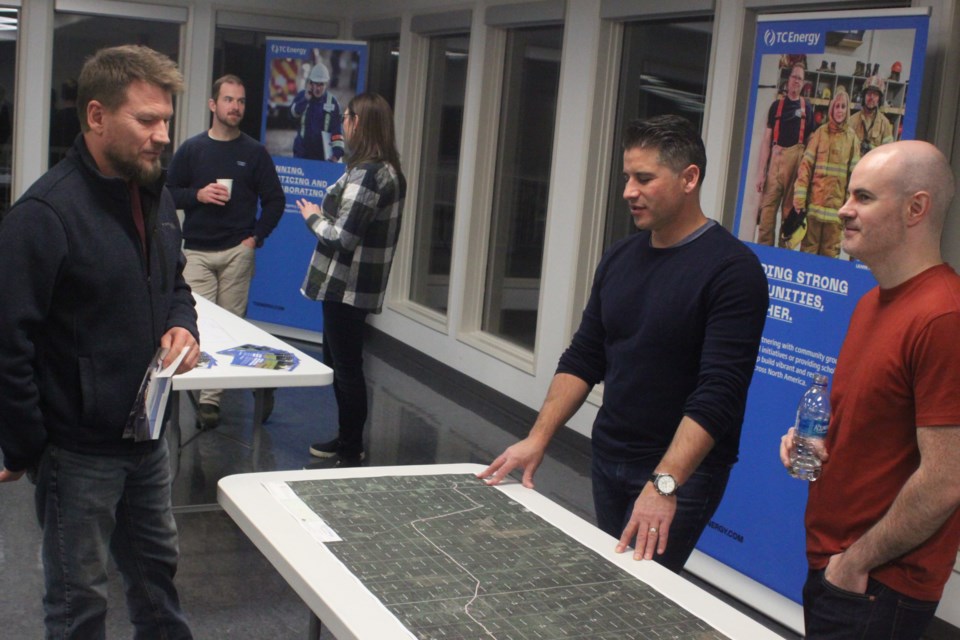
left=175, top=293, right=332, bottom=393
left=218, top=463, right=785, bottom=640
left=170, top=294, right=332, bottom=467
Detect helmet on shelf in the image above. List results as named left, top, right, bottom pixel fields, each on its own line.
left=889, top=61, right=902, bottom=81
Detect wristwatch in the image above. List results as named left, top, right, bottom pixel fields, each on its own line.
left=650, top=472, right=678, bottom=497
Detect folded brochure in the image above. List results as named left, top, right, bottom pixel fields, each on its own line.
left=217, top=344, right=299, bottom=371
left=123, top=346, right=190, bottom=442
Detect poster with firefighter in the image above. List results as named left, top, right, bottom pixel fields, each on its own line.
left=699, top=8, right=930, bottom=607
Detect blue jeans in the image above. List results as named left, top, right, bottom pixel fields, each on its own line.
left=322, top=301, right=370, bottom=457
left=591, top=452, right=730, bottom=573
left=803, top=569, right=938, bottom=640
left=34, top=440, right=192, bottom=639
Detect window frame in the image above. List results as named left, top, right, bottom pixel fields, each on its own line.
left=457, top=5, right=565, bottom=373
left=388, top=11, right=474, bottom=334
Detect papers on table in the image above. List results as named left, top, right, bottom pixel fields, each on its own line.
left=217, top=344, right=300, bottom=370
left=196, top=351, right=218, bottom=369
left=195, top=298, right=299, bottom=371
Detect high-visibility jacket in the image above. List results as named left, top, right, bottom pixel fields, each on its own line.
left=793, top=123, right=860, bottom=223
left=850, top=109, right=894, bottom=152
left=290, top=90, right=344, bottom=161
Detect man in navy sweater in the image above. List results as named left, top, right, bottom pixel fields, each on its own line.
left=481, top=115, right=768, bottom=573
left=167, top=74, right=285, bottom=428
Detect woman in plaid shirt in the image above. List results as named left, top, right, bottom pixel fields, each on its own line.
left=296, top=92, right=406, bottom=467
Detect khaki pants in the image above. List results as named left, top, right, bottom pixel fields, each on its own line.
left=756, top=144, right=805, bottom=246
left=800, top=217, right=843, bottom=259
left=183, top=243, right=256, bottom=407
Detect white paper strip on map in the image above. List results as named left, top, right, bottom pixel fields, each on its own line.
left=261, top=481, right=342, bottom=542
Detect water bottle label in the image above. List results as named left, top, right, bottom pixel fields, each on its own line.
left=798, top=416, right=829, bottom=438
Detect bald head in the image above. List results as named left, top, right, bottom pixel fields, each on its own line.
left=863, top=140, right=955, bottom=229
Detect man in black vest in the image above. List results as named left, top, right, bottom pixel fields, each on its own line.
left=0, top=45, right=198, bottom=639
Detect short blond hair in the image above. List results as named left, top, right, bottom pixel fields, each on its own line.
left=77, top=45, right=183, bottom=132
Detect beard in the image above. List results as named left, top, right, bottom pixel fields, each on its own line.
left=105, top=146, right=162, bottom=185
left=215, top=111, right=242, bottom=128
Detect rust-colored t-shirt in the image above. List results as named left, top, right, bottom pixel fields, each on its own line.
left=806, top=264, right=960, bottom=601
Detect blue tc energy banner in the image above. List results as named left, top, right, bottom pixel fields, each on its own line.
left=247, top=37, right=368, bottom=332
left=696, top=9, right=929, bottom=603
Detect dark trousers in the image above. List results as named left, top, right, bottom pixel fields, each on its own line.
left=591, top=452, right=731, bottom=573
left=34, top=440, right=192, bottom=639
left=322, top=301, right=370, bottom=457
left=803, top=569, right=938, bottom=640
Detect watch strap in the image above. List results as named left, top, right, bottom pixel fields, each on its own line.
left=650, top=472, right=678, bottom=496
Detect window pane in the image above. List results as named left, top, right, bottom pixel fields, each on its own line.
left=50, top=14, right=181, bottom=169
left=409, top=34, right=469, bottom=314
left=482, top=25, right=563, bottom=349
left=366, top=36, right=399, bottom=108
left=0, top=7, right=16, bottom=219
left=603, top=18, right=712, bottom=249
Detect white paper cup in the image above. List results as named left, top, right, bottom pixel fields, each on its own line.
left=216, top=178, right=233, bottom=198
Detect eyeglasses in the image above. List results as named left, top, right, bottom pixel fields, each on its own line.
left=342, top=111, right=355, bottom=121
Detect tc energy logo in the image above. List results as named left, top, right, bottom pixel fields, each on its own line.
left=763, top=28, right=821, bottom=47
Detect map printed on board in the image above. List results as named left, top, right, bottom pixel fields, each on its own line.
left=286, top=473, right=727, bottom=640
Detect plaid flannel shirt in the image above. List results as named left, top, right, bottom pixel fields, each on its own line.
left=301, top=161, right=405, bottom=312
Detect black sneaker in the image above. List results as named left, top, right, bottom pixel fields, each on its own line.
left=197, top=403, right=220, bottom=430
left=309, top=439, right=339, bottom=458
left=309, top=439, right=366, bottom=460
left=310, top=438, right=340, bottom=458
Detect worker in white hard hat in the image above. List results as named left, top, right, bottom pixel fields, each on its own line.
left=850, top=75, right=894, bottom=155
left=290, top=62, right=345, bottom=161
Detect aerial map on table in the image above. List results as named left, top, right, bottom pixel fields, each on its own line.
left=285, top=473, right=726, bottom=640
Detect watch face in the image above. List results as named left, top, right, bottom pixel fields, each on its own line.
left=656, top=475, right=677, bottom=495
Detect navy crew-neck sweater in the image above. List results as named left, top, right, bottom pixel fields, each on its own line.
left=166, top=132, right=285, bottom=251
left=557, top=224, right=768, bottom=466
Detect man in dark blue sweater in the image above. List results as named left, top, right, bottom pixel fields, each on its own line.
left=481, top=115, right=768, bottom=573
left=167, top=74, right=284, bottom=428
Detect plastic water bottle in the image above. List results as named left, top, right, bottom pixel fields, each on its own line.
left=790, top=374, right=831, bottom=481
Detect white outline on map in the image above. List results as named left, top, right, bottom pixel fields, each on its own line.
left=286, top=473, right=727, bottom=640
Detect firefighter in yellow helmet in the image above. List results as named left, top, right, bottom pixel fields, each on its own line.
left=850, top=75, right=894, bottom=155
left=789, top=86, right=860, bottom=257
